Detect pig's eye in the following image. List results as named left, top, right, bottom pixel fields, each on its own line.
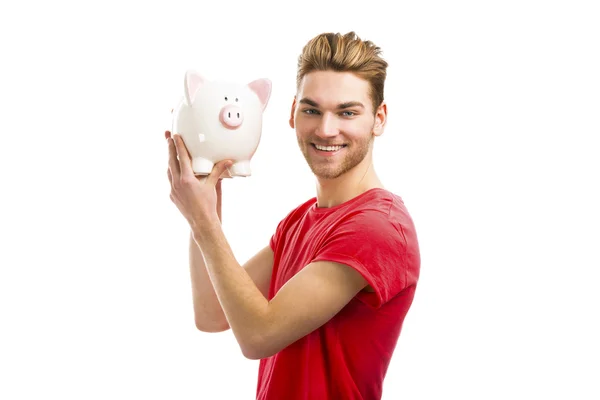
left=224, top=97, right=228, bottom=101
left=235, top=98, right=238, bottom=102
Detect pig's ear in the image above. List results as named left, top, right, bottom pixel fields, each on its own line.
left=184, top=70, right=206, bottom=105
left=248, top=78, right=272, bottom=111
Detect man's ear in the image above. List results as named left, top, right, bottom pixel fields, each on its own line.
left=373, top=101, right=387, bottom=136
left=289, top=96, right=297, bottom=129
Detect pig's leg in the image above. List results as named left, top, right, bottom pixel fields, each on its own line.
left=230, top=160, right=251, bottom=177
left=192, top=157, right=214, bottom=175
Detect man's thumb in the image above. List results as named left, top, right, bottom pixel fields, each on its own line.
left=222, top=160, right=233, bottom=171
left=216, top=159, right=233, bottom=181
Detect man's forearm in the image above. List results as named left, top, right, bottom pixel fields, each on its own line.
left=188, top=181, right=229, bottom=331
left=192, top=216, right=270, bottom=356
left=188, top=230, right=228, bottom=331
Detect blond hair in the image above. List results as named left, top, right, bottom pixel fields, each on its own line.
left=296, top=31, right=388, bottom=113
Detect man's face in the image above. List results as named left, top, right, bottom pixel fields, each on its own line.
left=290, top=70, right=385, bottom=180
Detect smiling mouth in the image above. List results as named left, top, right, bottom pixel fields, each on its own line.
left=311, top=143, right=347, bottom=152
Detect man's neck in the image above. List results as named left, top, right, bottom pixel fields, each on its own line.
left=314, top=161, right=384, bottom=209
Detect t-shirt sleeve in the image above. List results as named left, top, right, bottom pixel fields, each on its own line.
left=269, top=201, right=311, bottom=252
left=269, top=208, right=294, bottom=252
left=269, top=218, right=283, bottom=251
left=310, top=210, right=408, bottom=308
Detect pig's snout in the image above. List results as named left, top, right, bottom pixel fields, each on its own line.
left=219, top=105, right=244, bottom=129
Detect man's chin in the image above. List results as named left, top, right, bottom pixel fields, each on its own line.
left=310, top=165, right=344, bottom=180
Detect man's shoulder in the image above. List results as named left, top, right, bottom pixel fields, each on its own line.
left=340, top=188, right=416, bottom=236
left=347, top=188, right=406, bottom=216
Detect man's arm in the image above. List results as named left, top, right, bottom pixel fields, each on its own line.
left=187, top=166, right=274, bottom=333
left=167, top=132, right=366, bottom=358
left=193, top=218, right=369, bottom=360
left=189, top=233, right=274, bottom=332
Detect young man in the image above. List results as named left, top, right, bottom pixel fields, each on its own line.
left=166, top=31, right=421, bottom=400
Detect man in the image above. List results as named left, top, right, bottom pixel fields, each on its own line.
left=166, top=31, right=421, bottom=400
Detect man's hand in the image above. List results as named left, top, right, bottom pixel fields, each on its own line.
left=166, top=130, right=232, bottom=229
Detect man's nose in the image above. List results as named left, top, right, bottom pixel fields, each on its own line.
left=315, top=113, right=339, bottom=138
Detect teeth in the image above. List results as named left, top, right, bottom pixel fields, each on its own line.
left=315, top=144, right=344, bottom=151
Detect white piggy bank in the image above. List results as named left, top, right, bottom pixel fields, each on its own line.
left=172, top=70, right=272, bottom=177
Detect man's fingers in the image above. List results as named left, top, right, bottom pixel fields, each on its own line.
left=165, top=130, right=172, bottom=140
left=173, top=134, right=194, bottom=176
left=168, top=137, right=180, bottom=178
left=206, top=160, right=233, bottom=186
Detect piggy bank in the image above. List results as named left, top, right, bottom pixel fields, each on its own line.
left=171, top=70, right=272, bottom=177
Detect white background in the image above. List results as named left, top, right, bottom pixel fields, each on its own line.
left=1, top=0, right=598, bottom=399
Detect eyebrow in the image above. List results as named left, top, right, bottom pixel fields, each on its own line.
left=299, top=98, right=365, bottom=109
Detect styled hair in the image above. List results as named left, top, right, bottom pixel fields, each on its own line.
left=296, top=31, right=388, bottom=113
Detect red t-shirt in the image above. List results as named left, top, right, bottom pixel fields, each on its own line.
left=256, top=188, right=421, bottom=400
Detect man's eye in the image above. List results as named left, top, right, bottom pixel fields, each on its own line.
left=341, top=111, right=356, bottom=117
left=303, top=109, right=319, bottom=115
